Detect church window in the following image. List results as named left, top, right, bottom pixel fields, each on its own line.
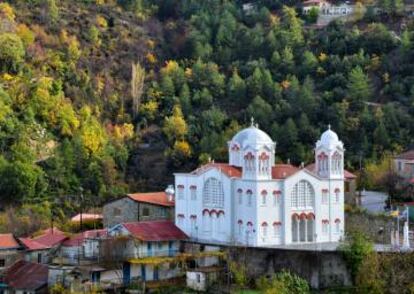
left=190, top=186, right=197, bottom=200
left=273, top=222, right=281, bottom=237
left=247, top=190, right=253, bottom=207
left=291, top=180, right=314, bottom=209
left=177, top=214, right=185, bottom=226
left=322, top=189, right=328, bottom=204
left=237, top=189, right=243, bottom=205
left=177, top=185, right=184, bottom=200
left=203, top=178, right=224, bottom=208
left=335, top=188, right=340, bottom=203
left=273, top=191, right=281, bottom=206
left=335, top=219, right=341, bottom=233
left=244, top=152, right=255, bottom=171
left=261, top=190, right=267, bottom=206
left=237, top=220, right=243, bottom=236
left=202, top=210, right=211, bottom=233
left=322, top=220, right=329, bottom=235
left=261, top=222, right=268, bottom=237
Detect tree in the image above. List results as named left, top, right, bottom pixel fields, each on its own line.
left=347, top=66, right=372, bottom=112
left=131, top=62, right=145, bottom=118
left=227, top=70, right=246, bottom=103
left=341, top=231, right=374, bottom=282
left=47, top=0, right=59, bottom=25
left=0, top=33, right=24, bottom=72
left=163, top=105, right=188, bottom=143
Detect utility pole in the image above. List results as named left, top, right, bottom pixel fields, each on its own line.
left=79, top=187, right=84, bottom=232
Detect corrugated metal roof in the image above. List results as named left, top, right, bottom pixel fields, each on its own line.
left=62, top=229, right=107, bottom=247
left=122, top=220, right=188, bottom=241
left=4, top=260, right=48, bottom=290
left=32, top=228, right=67, bottom=248
left=18, top=238, right=48, bottom=251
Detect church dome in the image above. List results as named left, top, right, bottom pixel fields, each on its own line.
left=231, top=124, right=274, bottom=148
left=320, top=126, right=339, bottom=146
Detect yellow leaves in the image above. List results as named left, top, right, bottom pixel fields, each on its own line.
left=140, top=100, right=159, bottom=120
left=161, top=60, right=180, bottom=75
left=16, top=24, right=35, bottom=47
left=0, top=3, right=15, bottom=21
left=185, top=67, right=192, bottom=78
left=57, top=100, right=80, bottom=136
left=281, top=80, right=290, bottom=90
left=2, top=73, right=13, bottom=81
left=163, top=105, right=188, bottom=142
left=96, top=15, right=108, bottom=29
left=268, top=14, right=280, bottom=27
left=318, top=52, right=327, bottom=62
left=370, top=54, right=381, bottom=71
left=110, top=123, right=134, bottom=142
left=67, top=37, right=81, bottom=63
left=146, top=52, right=157, bottom=64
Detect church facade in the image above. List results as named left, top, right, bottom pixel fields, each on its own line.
left=174, top=122, right=346, bottom=247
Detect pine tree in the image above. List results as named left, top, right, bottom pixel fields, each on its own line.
left=347, top=66, right=372, bottom=112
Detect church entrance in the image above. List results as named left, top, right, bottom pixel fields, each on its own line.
left=292, top=213, right=315, bottom=243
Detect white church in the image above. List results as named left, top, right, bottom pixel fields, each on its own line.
left=174, top=121, right=346, bottom=247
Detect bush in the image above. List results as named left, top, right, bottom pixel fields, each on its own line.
left=256, top=270, right=310, bottom=294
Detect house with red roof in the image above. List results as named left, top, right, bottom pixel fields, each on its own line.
left=106, top=220, right=188, bottom=284
left=0, top=234, right=24, bottom=272
left=19, top=237, right=50, bottom=264
left=2, top=260, right=48, bottom=293
left=103, top=190, right=175, bottom=228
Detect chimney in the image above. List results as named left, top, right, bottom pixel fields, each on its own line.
left=165, top=185, right=175, bottom=202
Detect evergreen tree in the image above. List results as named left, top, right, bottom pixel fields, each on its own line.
left=347, top=66, right=372, bottom=112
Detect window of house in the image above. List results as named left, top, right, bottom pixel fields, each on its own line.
left=190, top=186, right=197, bottom=200
left=177, top=214, right=184, bottom=226
left=197, top=273, right=201, bottom=283
left=398, top=161, right=402, bottom=171
left=0, top=259, right=5, bottom=267
left=237, top=189, right=243, bottom=205
left=37, top=253, right=42, bottom=263
left=113, top=207, right=121, bottom=216
left=142, top=207, right=150, bottom=216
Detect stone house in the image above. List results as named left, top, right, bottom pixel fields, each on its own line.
left=395, top=150, right=414, bottom=181
left=103, top=192, right=175, bottom=228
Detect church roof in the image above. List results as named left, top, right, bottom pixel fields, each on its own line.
left=191, top=162, right=242, bottom=178
left=271, top=164, right=300, bottom=179
left=305, top=163, right=357, bottom=179
left=231, top=124, right=274, bottom=148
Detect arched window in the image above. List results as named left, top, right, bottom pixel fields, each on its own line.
left=259, top=152, right=269, bottom=174
left=335, top=218, right=341, bottom=233
left=244, top=152, right=255, bottom=171
left=237, top=188, right=243, bottom=205
left=335, top=188, right=340, bottom=203
left=261, top=190, right=267, bottom=206
left=203, top=178, right=224, bottom=208
left=261, top=222, right=268, bottom=237
left=291, top=180, right=315, bottom=209
left=273, top=222, right=282, bottom=237
left=273, top=191, right=281, bottom=206
left=246, top=190, right=253, bottom=207
left=237, top=220, right=243, bottom=236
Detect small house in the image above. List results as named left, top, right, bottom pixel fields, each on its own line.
left=106, top=220, right=188, bottom=284
left=103, top=191, right=175, bottom=228
left=0, top=234, right=24, bottom=272
left=19, top=238, right=50, bottom=264
left=2, top=260, right=48, bottom=294
left=186, top=267, right=223, bottom=292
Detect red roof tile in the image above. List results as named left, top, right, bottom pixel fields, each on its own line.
left=191, top=163, right=242, bottom=178
left=62, top=229, right=107, bottom=247
left=18, top=238, right=48, bottom=251
left=0, top=234, right=20, bottom=249
left=122, top=220, right=188, bottom=241
left=305, top=163, right=357, bottom=180
left=395, top=150, right=414, bottom=160
left=127, top=192, right=175, bottom=207
left=4, top=260, right=48, bottom=290
left=32, top=228, right=67, bottom=248
left=272, top=164, right=300, bottom=179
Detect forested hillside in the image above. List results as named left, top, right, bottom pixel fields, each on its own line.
left=0, top=0, right=413, bottom=233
